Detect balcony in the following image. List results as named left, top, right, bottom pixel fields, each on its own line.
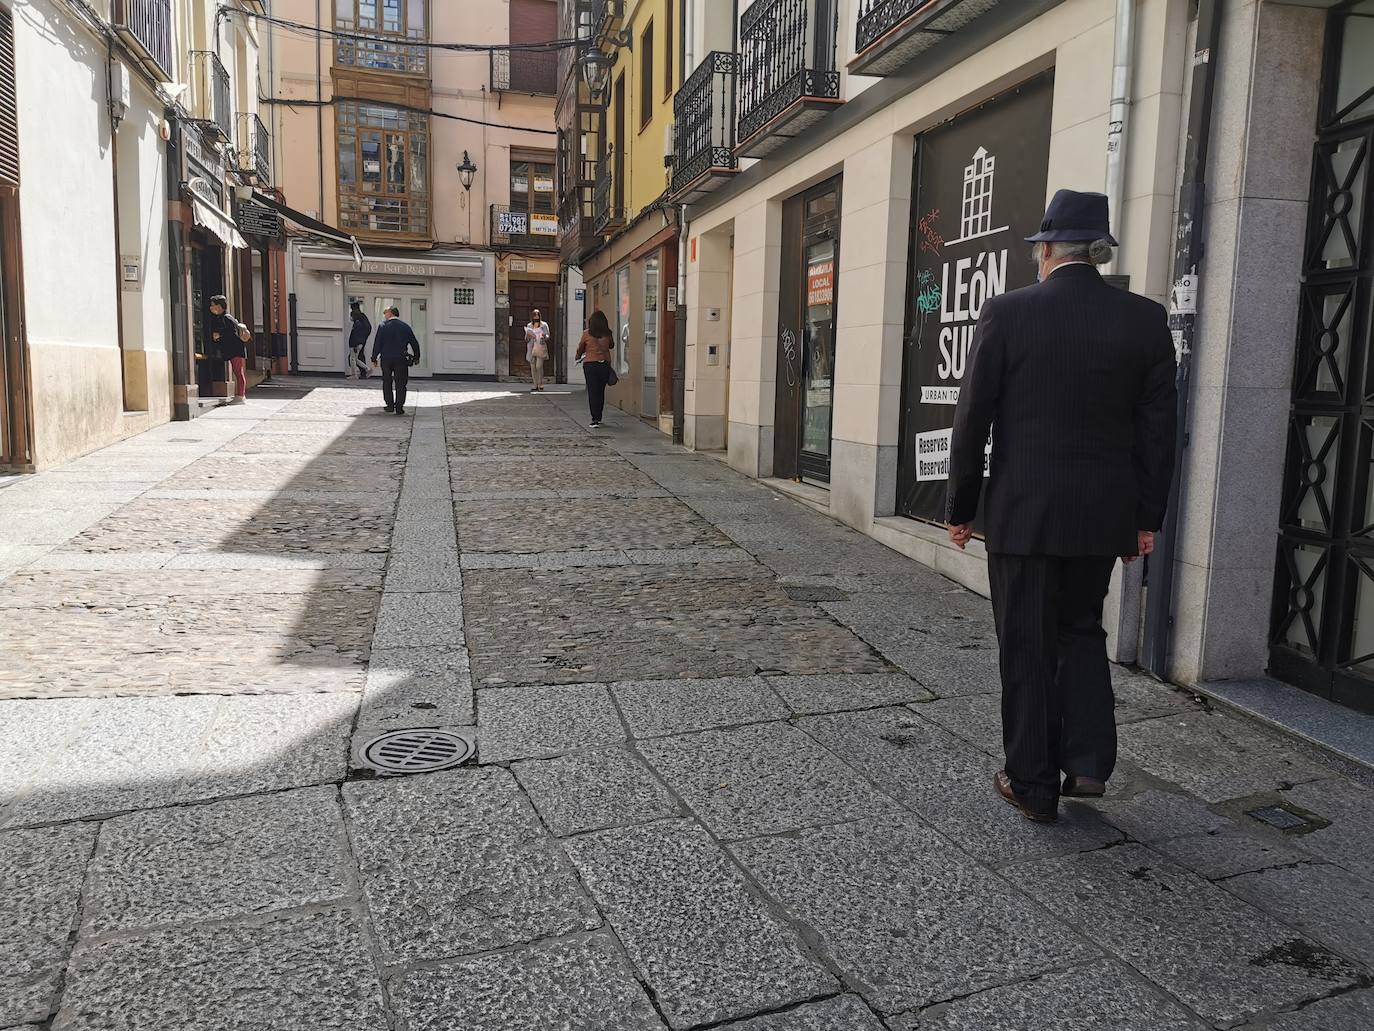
left=113, top=0, right=173, bottom=81
left=491, top=203, right=559, bottom=251
left=189, top=51, right=232, bottom=143
left=592, top=162, right=624, bottom=235
left=558, top=179, right=600, bottom=264
left=591, top=0, right=622, bottom=36
left=736, top=0, right=842, bottom=159
left=852, top=0, right=1016, bottom=77
left=236, top=112, right=270, bottom=185
left=670, top=52, right=739, bottom=203
left=491, top=47, right=559, bottom=96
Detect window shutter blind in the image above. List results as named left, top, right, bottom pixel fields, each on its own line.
left=0, top=7, right=19, bottom=189
left=509, top=0, right=557, bottom=94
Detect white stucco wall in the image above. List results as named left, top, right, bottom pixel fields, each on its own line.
left=12, top=0, right=173, bottom=467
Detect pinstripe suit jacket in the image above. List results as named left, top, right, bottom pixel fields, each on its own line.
left=945, top=263, right=1177, bottom=556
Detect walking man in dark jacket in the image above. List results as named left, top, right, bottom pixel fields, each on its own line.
left=945, top=190, right=1177, bottom=823
left=347, top=301, right=372, bottom=379
left=371, top=306, right=421, bottom=415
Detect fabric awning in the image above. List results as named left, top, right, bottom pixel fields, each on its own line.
left=189, top=193, right=248, bottom=249
left=251, top=191, right=363, bottom=270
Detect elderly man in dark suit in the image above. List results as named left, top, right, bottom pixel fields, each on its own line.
left=945, top=189, right=1178, bottom=823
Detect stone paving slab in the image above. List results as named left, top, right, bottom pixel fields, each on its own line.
left=1094, top=788, right=1231, bottom=842
left=358, top=646, right=473, bottom=730
left=1264, top=989, right=1374, bottom=1031
left=1119, top=711, right=1332, bottom=802
left=1279, top=778, right=1374, bottom=883
left=463, top=564, right=890, bottom=687
left=372, top=591, right=464, bottom=649
left=1005, top=843, right=1363, bottom=1025
left=891, top=961, right=1207, bottom=1031
left=477, top=682, right=626, bottom=761
left=640, top=722, right=899, bottom=840
left=54, top=907, right=389, bottom=1031
left=83, top=788, right=352, bottom=936
left=612, top=677, right=790, bottom=738
left=344, top=768, right=600, bottom=963
left=716, top=996, right=886, bottom=1030
left=730, top=814, right=1098, bottom=1014
left=455, top=496, right=726, bottom=555
left=767, top=672, right=934, bottom=715
left=799, top=708, right=1122, bottom=864
left=512, top=747, right=681, bottom=835
left=1151, top=829, right=1312, bottom=880
left=1226, top=862, right=1374, bottom=966
left=0, top=823, right=97, bottom=1026
left=389, top=931, right=665, bottom=1031
left=564, top=820, right=836, bottom=1029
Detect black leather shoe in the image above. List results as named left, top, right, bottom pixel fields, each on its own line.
left=395, top=407, right=406, bottom=416
left=1062, top=775, right=1107, bottom=798
left=994, top=770, right=1057, bottom=823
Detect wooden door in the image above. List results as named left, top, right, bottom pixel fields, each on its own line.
left=509, top=280, right=555, bottom=379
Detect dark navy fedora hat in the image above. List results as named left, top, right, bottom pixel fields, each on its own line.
left=1025, top=189, right=1117, bottom=245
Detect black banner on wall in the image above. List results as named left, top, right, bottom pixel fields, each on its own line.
left=896, top=73, right=1054, bottom=524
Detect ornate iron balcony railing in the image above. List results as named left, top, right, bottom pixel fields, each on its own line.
left=856, top=0, right=925, bottom=54
left=236, top=111, right=269, bottom=184
left=671, top=51, right=738, bottom=197
left=112, top=0, right=172, bottom=81
left=189, top=50, right=232, bottom=142
left=737, top=0, right=840, bottom=146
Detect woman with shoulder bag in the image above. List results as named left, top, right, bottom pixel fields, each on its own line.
left=525, top=308, right=551, bottom=391
left=208, top=294, right=253, bottom=405
left=575, top=310, right=616, bottom=428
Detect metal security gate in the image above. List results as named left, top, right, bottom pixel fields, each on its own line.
left=1270, top=2, right=1374, bottom=713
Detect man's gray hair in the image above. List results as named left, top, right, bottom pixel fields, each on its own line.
left=1032, top=238, right=1115, bottom=266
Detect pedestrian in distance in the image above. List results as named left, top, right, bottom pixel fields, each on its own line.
left=370, top=305, right=421, bottom=416
left=945, top=189, right=1177, bottom=824
left=576, top=309, right=616, bottom=429
left=525, top=307, right=551, bottom=392
left=208, top=294, right=252, bottom=406
left=347, top=301, right=372, bottom=380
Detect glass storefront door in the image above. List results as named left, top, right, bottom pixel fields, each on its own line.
left=1271, top=1, right=1374, bottom=713
left=642, top=256, right=659, bottom=418
left=349, top=282, right=431, bottom=377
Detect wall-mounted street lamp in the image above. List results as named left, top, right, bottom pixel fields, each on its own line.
left=580, top=30, right=631, bottom=103
left=457, top=150, right=478, bottom=241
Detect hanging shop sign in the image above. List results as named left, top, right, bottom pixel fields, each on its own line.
left=896, top=72, right=1054, bottom=525
left=235, top=200, right=283, bottom=239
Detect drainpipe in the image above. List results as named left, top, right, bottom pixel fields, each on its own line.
left=674, top=0, right=694, bottom=445
left=1140, top=0, right=1223, bottom=678
left=1103, top=0, right=1133, bottom=275
left=315, top=0, right=325, bottom=217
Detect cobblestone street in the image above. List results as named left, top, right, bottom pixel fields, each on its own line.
left=2, top=378, right=1373, bottom=1030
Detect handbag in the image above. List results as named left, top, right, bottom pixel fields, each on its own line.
left=606, top=364, right=619, bottom=387
left=531, top=341, right=549, bottom=359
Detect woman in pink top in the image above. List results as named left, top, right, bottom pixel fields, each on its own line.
left=575, top=310, right=615, bottom=428
left=524, top=309, right=551, bottom=391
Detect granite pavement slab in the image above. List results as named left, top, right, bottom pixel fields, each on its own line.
left=892, top=960, right=1207, bottom=1031
left=511, top=747, right=680, bottom=836
left=1279, top=778, right=1374, bottom=883
left=53, top=907, right=388, bottom=1031
left=1005, top=843, right=1363, bottom=1025
left=563, top=820, right=835, bottom=1029
left=82, top=787, right=352, bottom=936
left=344, top=768, right=599, bottom=962
left=767, top=673, right=933, bottom=715
left=477, top=682, right=626, bottom=761
left=389, top=931, right=665, bottom=1031
left=358, top=645, right=474, bottom=730
left=0, top=823, right=98, bottom=1025
left=639, top=721, right=899, bottom=840
left=1263, top=989, right=1374, bottom=1031
left=612, top=677, right=790, bottom=737
left=1150, top=829, right=1312, bottom=880
left=1225, top=862, right=1374, bottom=967
left=730, top=815, right=1099, bottom=1014
left=715, top=996, right=886, bottom=1030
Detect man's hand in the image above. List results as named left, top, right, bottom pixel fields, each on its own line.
left=1123, top=530, right=1155, bottom=564
left=947, top=522, right=973, bottom=550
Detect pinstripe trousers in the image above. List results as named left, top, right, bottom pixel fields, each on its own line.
left=987, top=554, right=1118, bottom=810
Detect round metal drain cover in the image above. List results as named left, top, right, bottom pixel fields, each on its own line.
left=358, top=729, right=474, bottom=775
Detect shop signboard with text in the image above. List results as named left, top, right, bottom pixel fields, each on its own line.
left=896, top=73, right=1054, bottom=525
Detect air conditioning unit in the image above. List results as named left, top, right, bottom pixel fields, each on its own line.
left=663, top=121, right=674, bottom=168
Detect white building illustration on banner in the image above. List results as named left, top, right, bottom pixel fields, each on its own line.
left=948, top=146, right=1010, bottom=245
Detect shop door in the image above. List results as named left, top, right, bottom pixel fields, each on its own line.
left=191, top=240, right=225, bottom=396
left=1270, top=2, right=1374, bottom=714
left=642, top=256, right=660, bottom=418
left=350, top=286, right=431, bottom=378
left=0, top=194, right=29, bottom=468
left=509, top=280, right=555, bottom=380
left=774, top=177, right=840, bottom=483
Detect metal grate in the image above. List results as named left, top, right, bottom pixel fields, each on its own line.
left=357, top=729, right=475, bottom=775
left=1246, top=804, right=1321, bottom=835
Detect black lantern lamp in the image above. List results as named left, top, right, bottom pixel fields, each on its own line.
left=456, top=150, right=478, bottom=192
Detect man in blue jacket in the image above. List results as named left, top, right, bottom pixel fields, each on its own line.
left=370, top=306, right=421, bottom=415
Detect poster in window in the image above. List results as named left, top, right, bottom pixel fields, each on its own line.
left=533, top=173, right=554, bottom=193
left=530, top=212, right=559, bottom=236
left=806, top=257, right=833, bottom=308
left=896, top=73, right=1054, bottom=525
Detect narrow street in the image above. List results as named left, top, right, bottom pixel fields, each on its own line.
left=2, top=378, right=1372, bottom=1031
